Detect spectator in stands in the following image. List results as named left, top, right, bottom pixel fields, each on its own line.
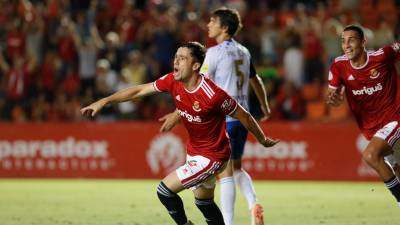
left=95, top=58, right=118, bottom=97
left=25, top=14, right=44, bottom=64
left=0, top=51, right=36, bottom=119
left=31, top=93, right=49, bottom=122
left=40, top=49, right=60, bottom=100
left=94, top=58, right=118, bottom=121
left=282, top=26, right=304, bottom=88
left=303, top=18, right=324, bottom=85
left=274, top=79, right=304, bottom=120
left=121, top=50, right=148, bottom=86
left=57, top=15, right=78, bottom=80
left=260, top=15, right=279, bottom=65
left=116, top=72, right=137, bottom=120
left=62, top=67, right=80, bottom=97
left=98, top=31, right=124, bottom=72
left=322, top=19, right=343, bottom=66
left=151, top=7, right=178, bottom=75
left=5, top=19, right=25, bottom=59
left=69, top=20, right=103, bottom=96
left=373, top=20, right=395, bottom=49
left=1, top=0, right=399, bottom=122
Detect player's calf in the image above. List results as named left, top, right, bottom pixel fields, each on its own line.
left=195, top=198, right=225, bottom=225
left=251, top=203, right=264, bottom=225
left=383, top=175, right=400, bottom=207
left=385, top=154, right=400, bottom=178
left=157, top=182, right=189, bottom=225
left=393, top=164, right=400, bottom=178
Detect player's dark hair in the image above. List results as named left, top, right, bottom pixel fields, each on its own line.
left=343, top=25, right=365, bottom=40
left=211, top=7, right=242, bottom=37
left=179, top=42, right=206, bottom=65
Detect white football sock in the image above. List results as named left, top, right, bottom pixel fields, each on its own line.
left=220, top=176, right=236, bottom=225
left=234, top=169, right=257, bottom=210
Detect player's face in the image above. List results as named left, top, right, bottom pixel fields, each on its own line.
left=173, top=47, right=196, bottom=81
left=207, top=16, right=224, bottom=39
left=341, top=30, right=365, bottom=60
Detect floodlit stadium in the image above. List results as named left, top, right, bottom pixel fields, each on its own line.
left=1, top=0, right=400, bottom=225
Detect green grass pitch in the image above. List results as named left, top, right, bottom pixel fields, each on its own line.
left=0, top=179, right=399, bottom=225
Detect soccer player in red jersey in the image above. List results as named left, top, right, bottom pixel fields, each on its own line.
left=81, top=42, right=279, bottom=224
left=160, top=9, right=271, bottom=225
left=326, top=25, right=400, bottom=207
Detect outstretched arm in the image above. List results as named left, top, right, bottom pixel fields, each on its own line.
left=90, top=25, right=104, bottom=49
left=250, top=74, right=271, bottom=120
left=230, top=104, right=278, bottom=147
left=81, top=82, right=157, bottom=117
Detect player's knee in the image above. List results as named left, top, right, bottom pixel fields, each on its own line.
left=218, top=167, right=233, bottom=178
left=232, top=161, right=242, bottom=170
left=157, top=181, right=177, bottom=200
left=218, top=163, right=233, bottom=177
left=362, top=148, right=380, bottom=165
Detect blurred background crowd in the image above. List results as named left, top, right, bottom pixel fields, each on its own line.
left=0, top=0, right=399, bottom=123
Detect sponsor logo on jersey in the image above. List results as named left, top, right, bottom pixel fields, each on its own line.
left=192, top=101, right=201, bottom=112
left=369, top=69, right=380, bottom=79
left=351, top=83, right=382, bottom=96
left=177, top=109, right=202, bottom=122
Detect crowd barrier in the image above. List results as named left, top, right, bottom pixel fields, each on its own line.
left=0, top=121, right=379, bottom=181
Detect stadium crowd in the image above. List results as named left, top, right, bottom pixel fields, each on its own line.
left=0, top=0, right=398, bottom=122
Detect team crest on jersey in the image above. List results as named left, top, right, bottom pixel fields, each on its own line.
left=192, top=101, right=201, bottom=112
left=369, top=69, right=380, bottom=79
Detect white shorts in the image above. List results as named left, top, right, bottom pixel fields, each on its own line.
left=374, top=121, right=400, bottom=147
left=374, top=121, right=400, bottom=166
left=176, top=155, right=225, bottom=190
left=386, top=140, right=400, bottom=167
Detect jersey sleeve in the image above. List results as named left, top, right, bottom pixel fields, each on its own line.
left=249, top=59, right=256, bottom=78
left=153, top=73, right=174, bottom=92
left=200, top=49, right=218, bottom=80
left=213, top=88, right=238, bottom=116
left=328, top=63, right=342, bottom=89
left=383, top=43, right=400, bottom=62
